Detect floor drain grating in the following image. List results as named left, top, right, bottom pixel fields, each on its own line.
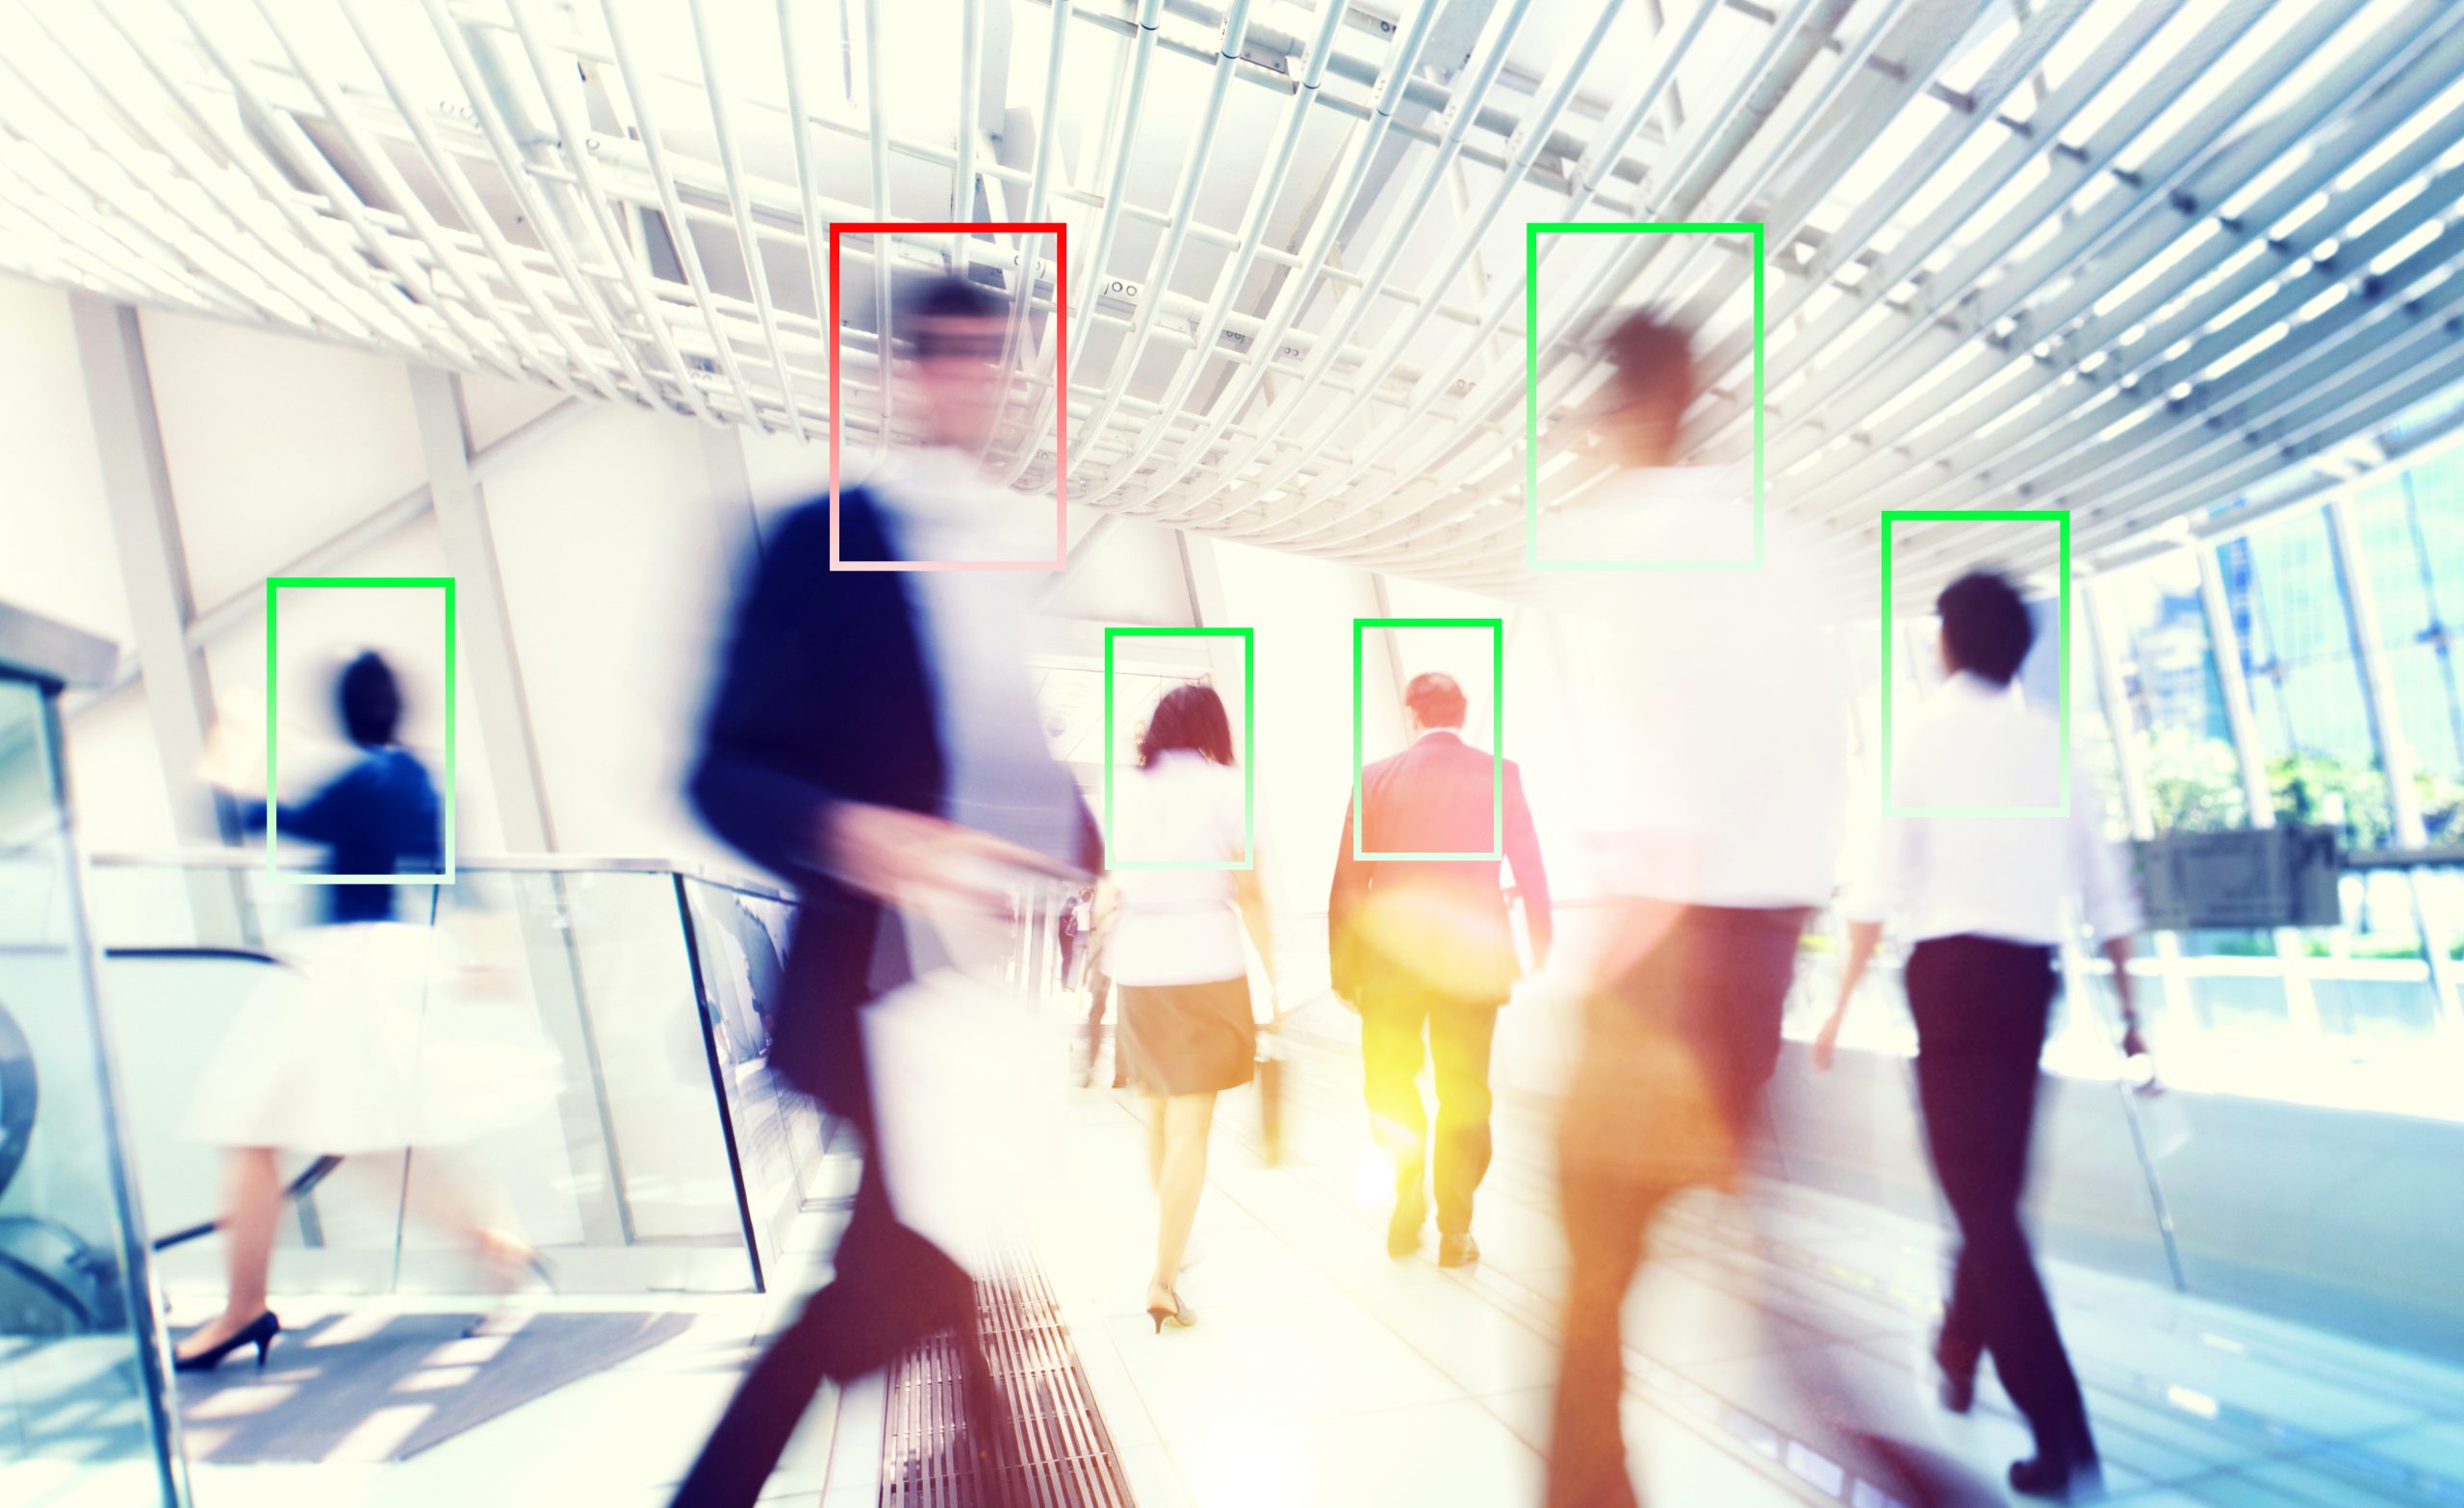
left=880, top=1249, right=1136, bottom=1508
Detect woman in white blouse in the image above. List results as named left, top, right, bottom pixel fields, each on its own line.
left=1095, top=684, right=1273, bottom=1334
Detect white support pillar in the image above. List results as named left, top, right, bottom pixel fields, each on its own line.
left=70, top=296, right=246, bottom=941
left=407, top=367, right=633, bottom=1247
left=2323, top=495, right=2462, bottom=1027
left=2195, top=546, right=2323, bottom=1035
left=407, top=368, right=557, bottom=852
left=2083, top=579, right=2196, bottom=1027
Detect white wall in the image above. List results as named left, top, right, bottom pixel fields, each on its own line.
left=5, top=275, right=1604, bottom=958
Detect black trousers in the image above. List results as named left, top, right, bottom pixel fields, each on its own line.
left=1907, top=934, right=2095, bottom=1465
left=1360, top=986, right=1500, bottom=1236
left=1544, top=904, right=1809, bottom=1508
left=672, top=997, right=997, bottom=1507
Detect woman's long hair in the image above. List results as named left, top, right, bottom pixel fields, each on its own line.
left=1136, top=682, right=1236, bottom=768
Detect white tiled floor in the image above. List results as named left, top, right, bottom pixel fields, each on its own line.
left=1025, top=1034, right=2464, bottom=1507
left=29, top=1023, right=2464, bottom=1507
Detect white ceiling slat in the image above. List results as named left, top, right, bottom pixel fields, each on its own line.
left=8, top=0, right=2464, bottom=601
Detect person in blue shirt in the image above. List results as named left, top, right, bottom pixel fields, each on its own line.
left=238, top=651, right=443, bottom=921
left=177, top=652, right=544, bottom=1371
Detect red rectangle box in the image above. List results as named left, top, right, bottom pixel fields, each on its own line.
left=827, top=221, right=1068, bottom=572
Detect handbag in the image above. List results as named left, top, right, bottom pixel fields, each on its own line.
left=858, top=906, right=1066, bottom=1270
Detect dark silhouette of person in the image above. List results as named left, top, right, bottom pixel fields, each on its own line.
left=676, top=274, right=1099, bottom=1507
left=1330, top=670, right=1551, bottom=1268
left=1822, top=568, right=2144, bottom=1500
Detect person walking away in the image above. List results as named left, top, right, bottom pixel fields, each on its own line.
left=1536, top=311, right=1986, bottom=1508
left=1330, top=671, right=1551, bottom=1268
left=1099, top=683, right=1273, bottom=1332
left=1816, top=567, right=2147, bottom=1500
left=179, top=651, right=548, bottom=1370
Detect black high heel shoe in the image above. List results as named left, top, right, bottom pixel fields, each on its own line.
left=174, top=1311, right=280, bottom=1373
left=1144, top=1289, right=1194, bottom=1334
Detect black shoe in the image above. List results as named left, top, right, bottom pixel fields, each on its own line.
left=1933, top=1328, right=1977, bottom=1415
left=2009, top=1448, right=2101, bottom=1500
left=1387, top=1199, right=1426, bottom=1258
left=174, top=1311, right=280, bottom=1373
left=1437, top=1233, right=1480, bottom=1268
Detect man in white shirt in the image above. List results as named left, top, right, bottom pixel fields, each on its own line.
left=1541, top=312, right=1889, bottom=1508
left=1818, top=568, right=2146, bottom=1501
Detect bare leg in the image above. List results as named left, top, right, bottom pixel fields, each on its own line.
left=1142, top=1093, right=1168, bottom=1196
left=400, top=1149, right=532, bottom=1294
left=178, top=1146, right=282, bottom=1359
left=1147, top=1093, right=1215, bottom=1304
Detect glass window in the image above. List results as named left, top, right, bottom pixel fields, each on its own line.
left=2216, top=511, right=2393, bottom=848
left=2355, top=456, right=2464, bottom=842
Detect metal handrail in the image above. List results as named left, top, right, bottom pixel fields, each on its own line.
left=87, top=848, right=799, bottom=906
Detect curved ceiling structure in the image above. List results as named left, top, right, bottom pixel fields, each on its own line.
left=7, top=0, right=2464, bottom=606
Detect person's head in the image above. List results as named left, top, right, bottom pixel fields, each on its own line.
left=337, top=651, right=404, bottom=748
left=1600, top=310, right=1696, bottom=470
left=897, top=274, right=1010, bottom=449
left=1402, top=672, right=1467, bottom=738
left=1137, top=682, right=1236, bottom=767
left=1936, top=569, right=2035, bottom=686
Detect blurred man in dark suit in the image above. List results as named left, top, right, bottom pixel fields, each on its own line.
left=677, top=274, right=1096, bottom=1508
left=1330, top=672, right=1551, bottom=1267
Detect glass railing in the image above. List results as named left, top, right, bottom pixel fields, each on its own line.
left=1277, top=886, right=2464, bottom=1360
left=2, top=668, right=187, bottom=1507
left=82, top=852, right=841, bottom=1304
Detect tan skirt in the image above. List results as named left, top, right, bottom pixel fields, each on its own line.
left=1117, top=979, right=1255, bottom=1096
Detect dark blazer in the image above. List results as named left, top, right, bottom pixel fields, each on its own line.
left=1329, top=729, right=1552, bottom=1008
left=687, top=487, right=1099, bottom=1118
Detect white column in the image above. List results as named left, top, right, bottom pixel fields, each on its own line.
left=2323, top=495, right=2462, bottom=1027
left=69, top=296, right=245, bottom=940
left=2083, top=579, right=2196, bottom=1027
left=2194, top=546, right=2323, bottom=1035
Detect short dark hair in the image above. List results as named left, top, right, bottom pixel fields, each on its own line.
left=897, top=274, right=1007, bottom=359
left=1603, top=309, right=1695, bottom=430
left=1138, top=682, right=1236, bottom=767
left=1937, top=569, right=2035, bottom=685
left=338, top=651, right=403, bottom=747
left=1403, top=672, right=1467, bottom=729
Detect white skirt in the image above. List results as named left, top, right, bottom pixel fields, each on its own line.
left=184, top=922, right=566, bottom=1155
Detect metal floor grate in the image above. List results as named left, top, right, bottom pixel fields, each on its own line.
left=880, top=1249, right=1136, bottom=1508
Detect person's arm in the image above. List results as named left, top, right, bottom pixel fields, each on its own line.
left=1815, top=778, right=1917, bottom=1070
left=1328, top=793, right=1368, bottom=1009
left=1502, top=760, right=1553, bottom=973
left=1813, top=919, right=1883, bottom=1071
left=1235, top=860, right=1276, bottom=1011
left=262, top=771, right=354, bottom=844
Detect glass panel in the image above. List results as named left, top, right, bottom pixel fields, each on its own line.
left=89, top=863, right=758, bottom=1301
left=2357, top=460, right=2464, bottom=837
left=678, top=875, right=834, bottom=1275
left=0, top=677, right=186, bottom=1507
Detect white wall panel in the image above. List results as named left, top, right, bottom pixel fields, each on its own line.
left=477, top=407, right=733, bottom=867
left=0, top=277, right=125, bottom=642
left=138, top=310, right=424, bottom=609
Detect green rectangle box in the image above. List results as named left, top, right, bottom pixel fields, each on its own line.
left=1352, top=618, right=1505, bottom=860
left=265, top=576, right=457, bottom=882
left=1879, top=511, right=2069, bottom=818
left=1525, top=221, right=1764, bottom=572
left=1103, top=626, right=1256, bottom=871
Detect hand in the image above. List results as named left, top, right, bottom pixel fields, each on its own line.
left=196, top=720, right=261, bottom=793
left=815, top=802, right=1057, bottom=910
left=2118, top=1021, right=2150, bottom=1061
left=1811, top=1008, right=1846, bottom=1072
